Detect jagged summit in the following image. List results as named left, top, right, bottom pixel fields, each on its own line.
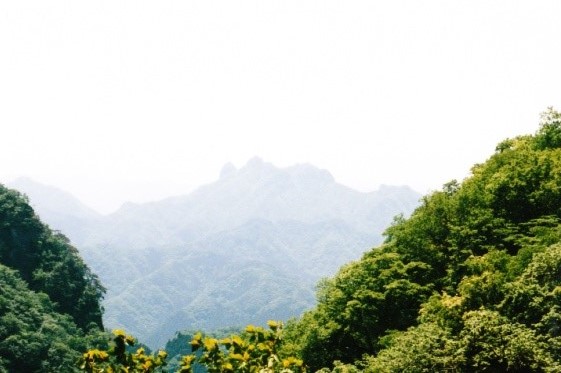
left=220, top=157, right=335, bottom=186
left=219, top=162, right=237, bottom=179
left=246, top=156, right=267, bottom=168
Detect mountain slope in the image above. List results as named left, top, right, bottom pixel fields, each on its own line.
left=10, top=159, right=421, bottom=348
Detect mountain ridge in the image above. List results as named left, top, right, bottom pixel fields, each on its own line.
left=7, top=159, right=421, bottom=348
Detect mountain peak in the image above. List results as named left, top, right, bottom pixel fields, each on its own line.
left=219, top=162, right=237, bottom=179
left=238, top=157, right=277, bottom=179
left=246, top=156, right=267, bottom=169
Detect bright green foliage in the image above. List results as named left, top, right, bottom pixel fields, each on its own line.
left=364, top=322, right=461, bottom=372
left=282, top=109, right=561, bottom=371
left=501, top=244, right=561, bottom=336
left=285, top=251, right=433, bottom=369
left=364, top=309, right=559, bottom=372
left=347, top=244, right=561, bottom=372
left=458, top=309, right=557, bottom=372
left=315, top=361, right=363, bottom=373
left=534, top=107, right=561, bottom=150
left=80, top=329, right=168, bottom=373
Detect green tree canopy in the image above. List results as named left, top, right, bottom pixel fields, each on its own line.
left=0, top=184, right=105, bottom=330
left=0, top=264, right=105, bottom=372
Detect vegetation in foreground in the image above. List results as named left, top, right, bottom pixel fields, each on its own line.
left=80, top=322, right=305, bottom=373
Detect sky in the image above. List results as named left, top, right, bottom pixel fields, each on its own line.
left=1, top=1, right=561, bottom=214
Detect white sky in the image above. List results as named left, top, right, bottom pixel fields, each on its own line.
left=2, top=1, right=561, bottom=214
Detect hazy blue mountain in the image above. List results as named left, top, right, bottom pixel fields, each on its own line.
left=9, top=159, right=421, bottom=348
left=79, top=158, right=416, bottom=248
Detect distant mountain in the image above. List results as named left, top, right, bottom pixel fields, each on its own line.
left=10, top=159, right=421, bottom=348
left=78, top=158, right=416, bottom=249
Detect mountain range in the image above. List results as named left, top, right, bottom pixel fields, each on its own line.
left=8, top=158, right=421, bottom=348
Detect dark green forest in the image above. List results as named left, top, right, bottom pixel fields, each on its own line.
left=3, top=109, right=561, bottom=371
left=0, top=187, right=107, bottom=371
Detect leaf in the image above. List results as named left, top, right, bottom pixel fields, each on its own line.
left=190, top=333, right=202, bottom=350
left=157, top=350, right=168, bottom=360
left=267, top=320, right=279, bottom=331
left=113, top=329, right=126, bottom=337
left=246, top=325, right=256, bottom=333
left=203, top=337, right=218, bottom=351
left=229, top=353, right=244, bottom=361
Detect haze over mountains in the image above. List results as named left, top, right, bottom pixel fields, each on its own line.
left=9, top=158, right=421, bottom=348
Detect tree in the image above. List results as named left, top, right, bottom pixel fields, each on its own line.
left=80, top=330, right=168, bottom=373
left=281, top=251, right=433, bottom=370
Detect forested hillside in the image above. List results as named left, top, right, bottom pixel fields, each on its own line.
left=279, top=108, right=561, bottom=371
left=0, top=186, right=106, bottom=371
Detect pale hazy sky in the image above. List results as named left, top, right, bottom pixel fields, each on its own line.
left=2, top=1, right=561, bottom=214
